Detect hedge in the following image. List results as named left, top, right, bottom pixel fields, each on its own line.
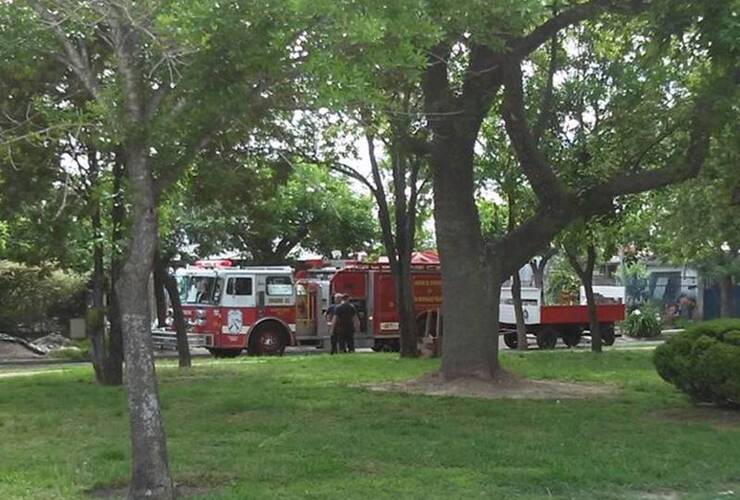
left=654, top=319, right=740, bottom=408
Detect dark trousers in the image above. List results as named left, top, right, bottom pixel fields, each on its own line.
left=330, top=333, right=339, bottom=354
left=331, top=329, right=355, bottom=353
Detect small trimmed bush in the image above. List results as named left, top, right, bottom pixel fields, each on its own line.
left=0, top=260, right=87, bottom=335
left=622, top=304, right=662, bottom=338
left=654, top=319, right=740, bottom=408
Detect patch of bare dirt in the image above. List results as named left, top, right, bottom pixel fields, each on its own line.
left=650, top=406, right=740, bottom=430
left=0, top=340, right=43, bottom=360
left=366, top=371, right=616, bottom=400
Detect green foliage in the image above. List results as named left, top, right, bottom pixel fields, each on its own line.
left=546, top=256, right=580, bottom=304
left=621, top=304, right=663, bottom=338
left=0, top=261, right=87, bottom=334
left=171, top=163, right=377, bottom=263
left=654, top=319, right=740, bottom=407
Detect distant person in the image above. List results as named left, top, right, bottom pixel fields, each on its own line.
left=678, top=294, right=695, bottom=320
left=331, top=294, right=359, bottom=353
left=326, top=293, right=343, bottom=354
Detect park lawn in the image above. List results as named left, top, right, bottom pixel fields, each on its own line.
left=0, top=351, right=738, bottom=499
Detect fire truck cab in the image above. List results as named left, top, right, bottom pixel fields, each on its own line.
left=154, top=265, right=300, bottom=357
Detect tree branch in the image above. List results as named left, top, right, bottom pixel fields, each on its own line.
left=30, top=1, right=101, bottom=100
left=501, top=62, right=567, bottom=208
left=509, top=0, right=647, bottom=61
left=588, top=95, right=714, bottom=199
left=533, top=36, right=558, bottom=146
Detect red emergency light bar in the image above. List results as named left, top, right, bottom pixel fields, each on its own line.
left=193, top=259, right=234, bottom=269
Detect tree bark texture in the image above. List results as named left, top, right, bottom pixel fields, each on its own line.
left=88, top=205, right=108, bottom=382
left=115, top=143, right=174, bottom=500
left=432, top=145, right=499, bottom=379
left=566, top=245, right=601, bottom=352
left=365, top=133, right=420, bottom=358
left=511, top=272, right=528, bottom=351
left=112, top=16, right=174, bottom=499
left=508, top=195, right=528, bottom=351
left=165, top=275, right=191, bottom=368
left=105, top=153, right=125, bottom=386
left=153, top=251, right=168, bottom=328
left=84, top=146, right=123, bottom=385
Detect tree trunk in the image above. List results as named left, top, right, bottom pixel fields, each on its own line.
left=153, top=250, right=168, bottom=328
left=165, top=274, right=191, bottom=368
left=364, top=133, right=420, bottom=358
left=511, top=272, right=528, bottom=351
left=432, top=145, right=498, bottom=379
left=396, top=254, right=419, bottom=357
left=115, top=143, right=174, bottom=500
left=583, top=274, right=601, bottom=353
left=508, top=194, right=527, bottom=351
left=720, top=274, right=735, bottom=318
left=104, top=152, right=126, bottom=386
left=88, top=202, right=108, bottom=382
left=566, top=245, right=601, bottom=352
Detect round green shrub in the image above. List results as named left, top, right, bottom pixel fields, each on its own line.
left=622, top=304, right=662, bottom=338
left=653, top=319, right=740, bottom=408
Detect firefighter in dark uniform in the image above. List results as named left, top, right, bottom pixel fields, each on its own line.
left=326, top=293, right=343, bottom=354
left=330, top=293, right=359, bottom=353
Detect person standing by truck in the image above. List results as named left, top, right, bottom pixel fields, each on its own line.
left=326, top=293, right=343, bottom=354
left=331, top=294, right=359, bottom=353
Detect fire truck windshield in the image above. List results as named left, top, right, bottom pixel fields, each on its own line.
left=178, top=276, right=218, bottom=304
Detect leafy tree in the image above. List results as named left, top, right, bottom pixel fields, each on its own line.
left=649, top=119, right=740, bottom=317
left=17, top=1, right=310, bottom=497
left=419, top=1, right=736, bottom=379
left=171, top=162, right=377, bottom=264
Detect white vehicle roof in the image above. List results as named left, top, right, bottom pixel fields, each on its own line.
left=177, top=266, right=293, bottom=276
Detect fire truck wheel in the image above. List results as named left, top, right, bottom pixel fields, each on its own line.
left=536, top=327, right=558, bottom=350
left=207, top=348, right=242, bottom=358
left=562, top=328, right=582, bottom=348
left=503, top=333, right=518, bottom=349
left=250, top=324, right=287, bottom=356
left=601, top=323, right=616, bottom=346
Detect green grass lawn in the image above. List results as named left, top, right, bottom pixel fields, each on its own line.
left=0, top=351, right=738, bottom=499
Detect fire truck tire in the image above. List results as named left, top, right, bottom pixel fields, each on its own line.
left=249, top=323, right=287, bottom=356
left=562, top=328, right=582, bottom=348
left=536, top=327, right=558, bottom=350
left=601, top=323, right=616, bottom=346
left=207, top=348, right=242, bottom=358
left=503, top=333, right=518, bottom=349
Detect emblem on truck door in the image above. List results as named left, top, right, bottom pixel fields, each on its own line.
left=227, top=309, right=243, bottom=334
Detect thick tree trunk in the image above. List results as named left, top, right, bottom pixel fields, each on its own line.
left=511, top=273, right=528, bottom=351
left=720, top=275, right=735, bottom=318
left=115, top=144, right=174, bottom=500
left=432, top=146, right=498, bottom=379
left=165, top=274, right=191, bottom=368
left=153, top=251, right=168, bottom=328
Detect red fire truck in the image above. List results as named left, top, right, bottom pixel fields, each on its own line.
left=152, top=260, right=624, bottom=356
left=152, top=264, right=303, bottom=357
left=329, top=263, right=443, bottom=351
